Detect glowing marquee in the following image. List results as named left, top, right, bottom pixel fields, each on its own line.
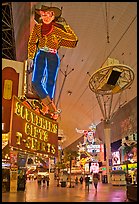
left=86, top=144, right=101, bottom=153
left=9, top=95, right=58, bottom=157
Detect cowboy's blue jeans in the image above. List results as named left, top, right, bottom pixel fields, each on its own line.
left=32, top=50, right=60, bottom=99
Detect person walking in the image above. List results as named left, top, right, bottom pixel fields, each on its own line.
left=57, top=175, right=60, bottom=187
left=79, top=176, right=83, bottom=184
left=37, top=175, right=42, bottom=186
left=42, top=176, right=45, bottom=185
left=93, top=173, right=99, bottom=192
left=85, top=175, right=90, bottom=192
left=46, top=176, right=50, bottom=187
left=75, top=176, right=78, bottom=185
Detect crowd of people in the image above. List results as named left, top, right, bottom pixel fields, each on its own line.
left=37, top=175, right=50, bottom=187
left=54, top=173, right=100, bottom=191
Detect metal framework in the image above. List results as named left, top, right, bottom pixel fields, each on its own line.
left=2, top=2, right=16, bottom=60
left=89, top=64, right=134, bottom=95
left=89, top=62, right=135, bottom=122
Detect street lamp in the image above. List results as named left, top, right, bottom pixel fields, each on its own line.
left=88, top=58, right=134, bottom=183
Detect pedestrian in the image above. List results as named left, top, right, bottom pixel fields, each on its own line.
left=27, top=5, right=78, bottom=111
left=57, top=175, right=60, bottom=187
left=85, top=175, right=90, bottom=191
left=46, top=176, right=50, bottom=187
left=75, top=176, right=78, bottom=185
left=93, top=173, right=99, bottom=192
left=42, top=176, right=45, bottom=185
left=37, top=175, right=42, bottom=186
left=79, top=176, right=83, bottom=184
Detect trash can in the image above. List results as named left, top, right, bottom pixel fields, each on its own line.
left=104, top=175, right=108, bottom=183
left=102, top=175, right=108, bottom=183
left=102, top=175, right=105, bottom=183
left=61, top=181, right=66, bottom=187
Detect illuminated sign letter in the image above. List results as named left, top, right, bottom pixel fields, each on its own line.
left=16, top=132, right=22, bottom=145
left=15, top=102, right=21, bottom=116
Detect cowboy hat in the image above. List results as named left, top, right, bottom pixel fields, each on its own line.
left=35, top=5, right=62, bottom=19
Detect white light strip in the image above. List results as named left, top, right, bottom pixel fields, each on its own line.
left=2, top=123, right=5, bottom=131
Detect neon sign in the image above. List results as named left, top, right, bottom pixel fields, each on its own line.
left=9, top=96, right=58, bottom=156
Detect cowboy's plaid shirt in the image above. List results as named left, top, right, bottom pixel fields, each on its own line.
left=28, top=23, right=78, bottom=59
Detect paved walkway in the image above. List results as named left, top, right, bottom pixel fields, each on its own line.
left=2, top=173, right=130, bottom=202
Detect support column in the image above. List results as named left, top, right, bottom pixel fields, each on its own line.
left=48, top=157, right=51, bottom=174
left=104, top=122, right=111, bottom=183
left=10, top=150, right=18, bottom=192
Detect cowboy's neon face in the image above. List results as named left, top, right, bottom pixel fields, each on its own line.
left=40, top=11, right=55, bottom=24
left=87, top=132, right=94, bottom=143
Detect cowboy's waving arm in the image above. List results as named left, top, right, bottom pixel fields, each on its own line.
left=57, top=17, right=78, bottom=48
